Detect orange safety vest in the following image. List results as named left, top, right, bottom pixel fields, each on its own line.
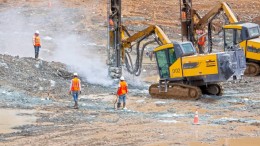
left=198, top=36, right=206, bottom=46
left=117, top=81, right=128, bottom=96
left=71, top=77, right=80, bottom=91
left=34, top=36, right=41, bottom=46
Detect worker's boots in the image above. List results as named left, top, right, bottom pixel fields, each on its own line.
left=75, top=101, right=78, bottom=109
left=123, top=103, right=126, bottom=110
left=35, top=53, right=38, bottom=59
left=73, top=101, right=78, bottom=109
left=117, top=103, right=121, bottom=109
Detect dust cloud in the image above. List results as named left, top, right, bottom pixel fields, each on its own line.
left=51, top=35, right=113, bottom=86
left=0, top=8, right=35, bottom=57
left=0, top=2, right=113, bottom=86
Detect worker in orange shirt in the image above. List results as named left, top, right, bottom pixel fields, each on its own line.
left=116, top=76, right=128, bottom=110
left=197, top=30, right=207, bottom=54
left=32, top=30, right=41, bottom=59
left=109, top=15, right=115, bottom=31
left=69, top=73, right=81, bottom=109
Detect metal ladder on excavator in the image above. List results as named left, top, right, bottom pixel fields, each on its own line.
left=159, top=79, right=168, bottom=93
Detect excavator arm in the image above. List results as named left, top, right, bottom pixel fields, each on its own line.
left=180, top=1, right=239, bottom=53
left=195, top=2, right=238, bottom=30
left=122, top=25, right=171, bottom=49
left=121, top=25, right=172, bottom=76
left=107, top=0, right=172, bottom=78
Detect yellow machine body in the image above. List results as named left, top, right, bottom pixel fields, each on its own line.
left=223, top=23, right=260, bottom=62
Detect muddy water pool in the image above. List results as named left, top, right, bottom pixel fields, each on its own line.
left=0, top=109, right=37, bottom=134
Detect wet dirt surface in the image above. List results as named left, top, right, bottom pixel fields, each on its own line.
left=0, top=0, right=260, bottom=146
left=190, top=137, right=260, bottom=146
left=1, top=79, right=260, bottom=145
left=0, top=109, right=37, bottom=134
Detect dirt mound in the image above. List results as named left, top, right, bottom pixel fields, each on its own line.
left=0, top=54, right=112, bottom=99
left=0, top=54, right=72, bottom=98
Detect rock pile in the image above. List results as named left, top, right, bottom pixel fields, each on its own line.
left=0, top=54, right=112, bottom=99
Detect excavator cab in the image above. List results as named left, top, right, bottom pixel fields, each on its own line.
left=154, top=42, right=197, bottom=79
left=223, top=23, right=260, bottom=51
left=223, top=22, right=260, bottom=76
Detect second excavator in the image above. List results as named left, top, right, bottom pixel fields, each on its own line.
left=107, top=0, right=246, bottom=99
left=180, top=0, right=260, bottom=76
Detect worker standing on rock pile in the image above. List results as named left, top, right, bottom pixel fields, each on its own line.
left=69, top=73, right=81, bottom=109
left=116, top=76, right=128, bottom=110
left=32, top=30, right=41, bottom=59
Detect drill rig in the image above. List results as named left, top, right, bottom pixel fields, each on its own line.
left=107, top=0, right=246, bottom=99
left=180, top=0, right=260, bottom=76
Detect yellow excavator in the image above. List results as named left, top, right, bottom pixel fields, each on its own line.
left=180, top=0, right=260, bottom=76
left=107, top=0, right=246, bottom=99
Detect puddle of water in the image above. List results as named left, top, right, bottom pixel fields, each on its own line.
left=190, top=137, right=260, bottom=146
left=0, top=109, right=37, bottom=134
left=158, top=113, right=185, bottom=118
left=159, top=120, right=178, bottom=123
left=154, top=101, right=166, bottom=104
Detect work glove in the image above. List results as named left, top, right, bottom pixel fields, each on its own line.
left=79, top=91, right=82, bottom=94
left=69, top=91, right=72, bottom=95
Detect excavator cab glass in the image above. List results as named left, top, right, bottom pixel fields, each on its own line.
left=224, top=28, right=242, bottom=50
left=173, top=42, right=197, bottom=57
left=156, top=50, right=170, bottom=79
left=248, top=26, right=260, bottom=38
left=181, top=42, right=196, bottom=55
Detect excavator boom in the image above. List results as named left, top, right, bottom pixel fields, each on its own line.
left=122, top=25, right=171, bottom=48
left=195, top=2, right=238, bottom=29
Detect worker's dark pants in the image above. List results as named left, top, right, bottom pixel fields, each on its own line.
left=72, top=91, right=79, bottom=102
left=198, top=45, right=204, bottom=54
left=34, top=46, right=40, bottom=59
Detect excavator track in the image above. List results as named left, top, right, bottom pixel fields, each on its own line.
left=200, top=83, right=223, bottom=96
left=244, top=62, right=260, bottom=76
left=149, top=83, right=202, bottom=100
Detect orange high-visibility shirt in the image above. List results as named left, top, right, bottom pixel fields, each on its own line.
left=198, top=36, right=206, bottom=46
left=181, top=11, right=186, bottom=20
left=117, top=81, right=128, bottom=96
left=33, top=35, right=41, bottom=46
left=70, top=77, right=81, bottom=91
left=109, top=18, right=114, bottom=26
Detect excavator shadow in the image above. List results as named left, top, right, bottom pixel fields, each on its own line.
left=199, top=95, right=226, bottom=103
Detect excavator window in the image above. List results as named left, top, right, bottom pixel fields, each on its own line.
left=155, top=50, right=170, bottom=79
left=235, top=29, right=242, bottom=44
left=248, top=27, right=260, bottom=38
left=169, top=48, right=177, bottom=64
left=181, top=43, right=196, bottom=55
left=224, top=28, right=242, bottom=50
left=224, top=29, right=235, bottom=50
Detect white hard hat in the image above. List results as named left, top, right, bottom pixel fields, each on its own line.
left=120, top=76, right=125, bottom=81
left=73, top=73, right=78, bottom=76
left=35, top=30, right=39, bottom=34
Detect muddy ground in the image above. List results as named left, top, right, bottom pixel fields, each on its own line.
left=0, top=0, right=260, bottom=146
